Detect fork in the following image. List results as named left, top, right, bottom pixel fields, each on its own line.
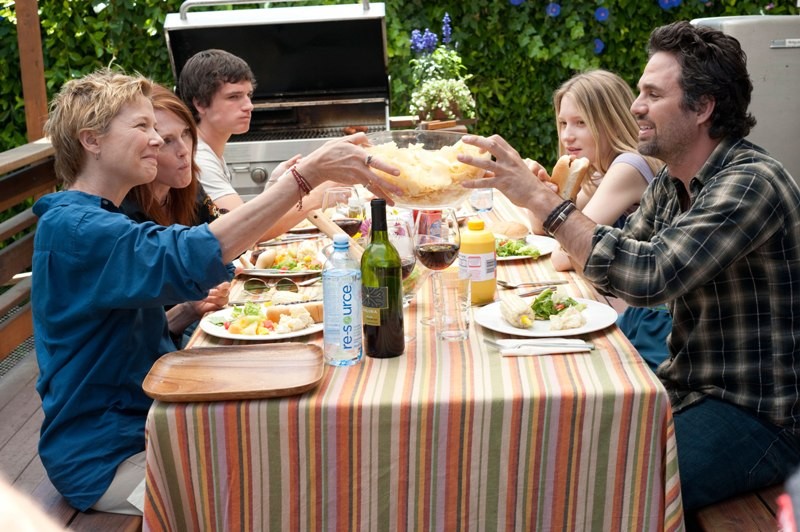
left=517, top=285, right=560, bottom=297
left=497, top=279, right=568, bottom=289
left=484, top=339, right=594, bottom=350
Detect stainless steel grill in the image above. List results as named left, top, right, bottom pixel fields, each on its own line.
left=232, top=125, right=388, bottom=143
left=165, top=1, right=390, bottom=198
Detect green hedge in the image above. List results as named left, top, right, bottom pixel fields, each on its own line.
left=1, top=0, right=796, bottom=162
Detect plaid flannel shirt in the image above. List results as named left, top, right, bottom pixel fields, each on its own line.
left=584, top=138, right=800, bottom=432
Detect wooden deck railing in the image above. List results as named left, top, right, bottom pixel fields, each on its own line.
left=0, top=141, right=56, bottom=362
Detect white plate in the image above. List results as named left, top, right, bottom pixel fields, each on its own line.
left=525, top=235, right=558, bottom=256
left=243, top=269, right=322, bottom=278
left=495, top=234, right=557, bottom=261
left=497, top=254, right=539, bottom=262
left=474, top=298, right=617, bottom=337
left=199, top=308, right=324, bottom=341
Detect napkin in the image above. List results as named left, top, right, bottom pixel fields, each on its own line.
left=494, top=339, right=593, bottom=357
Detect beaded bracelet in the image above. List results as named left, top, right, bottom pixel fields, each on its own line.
left=542, top=199, right=576, bottom=238
left=290, top=165, right=312, bottom=210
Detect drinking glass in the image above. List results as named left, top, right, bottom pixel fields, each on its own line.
left=388, top=215, right=420, bottom=343
left=321, top=187, right=364, bottom=237
left=413, top=209, right=461, bottom=326
left=469, top=188, right=494, bottom=212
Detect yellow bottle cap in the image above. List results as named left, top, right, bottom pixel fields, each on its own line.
left=467, top=219, right=485, bottom=231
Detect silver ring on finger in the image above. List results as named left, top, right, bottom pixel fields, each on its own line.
left=365, top=154, right=373, bottom=167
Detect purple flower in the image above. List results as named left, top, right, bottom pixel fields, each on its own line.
left=594, top=7, right=609, bottom=22
left=765, top=2, right=774, bottom=9
left=410, top=29, right=425, bottom=54
left=594, top=38, right=605, bottom=55
left=509, top=0, right=525, bottom=5
left=546, top=3, right=561, bottom=17
left=442, top=13, right=452, bottom=44
left=421, top=28, right=438, bottom=53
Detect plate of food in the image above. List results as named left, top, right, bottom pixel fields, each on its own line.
left=238, top=239, right=324, bottom=277
left=524, top=235, right=558, bottom=256
left=474, top=289, right=617, bottom=337
left=496, top=238, right=542, bottom=261
left=495, top=235, right=558, bottom=260
left=199, top=301, right=324, bottom=341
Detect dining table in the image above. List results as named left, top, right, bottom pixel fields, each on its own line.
left=142, top=193, right=685, bottom=531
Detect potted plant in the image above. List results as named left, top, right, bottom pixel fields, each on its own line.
left=408, top=14, right=477, bottom=122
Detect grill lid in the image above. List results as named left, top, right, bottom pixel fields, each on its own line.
left=164, top=2, right=389, bottom=103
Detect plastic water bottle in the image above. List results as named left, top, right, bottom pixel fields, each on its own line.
left=323, top=234, right=363, bottom=366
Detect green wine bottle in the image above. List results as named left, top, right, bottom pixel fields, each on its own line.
left=361, top=198, right=405, bottom=358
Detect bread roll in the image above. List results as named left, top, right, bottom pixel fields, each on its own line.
left=491, top=221, right=529, bottom=240
left=255, top=248, right=276, bottom=269
left=266, top=301, right=324, bottom=324
left=549, top=155, right=590, bottom=202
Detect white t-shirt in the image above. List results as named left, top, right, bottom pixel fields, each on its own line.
left=196, top=139, right=237, bottom=201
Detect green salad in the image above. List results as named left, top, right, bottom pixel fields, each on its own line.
left=530, top=288, right=586, bottom=320
left=495, top=238, right=541, bottom=259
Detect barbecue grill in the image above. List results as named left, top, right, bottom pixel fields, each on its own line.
left=164, top=0, right=390, bottom=198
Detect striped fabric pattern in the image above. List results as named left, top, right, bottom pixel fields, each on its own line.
left=143, top=196, right=684, bottom=531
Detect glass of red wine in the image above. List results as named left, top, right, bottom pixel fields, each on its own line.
left=413, top=209, right=461, bottom=326
left=321, top=186, right=364, bottom=237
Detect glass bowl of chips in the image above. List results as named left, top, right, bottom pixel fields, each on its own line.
left=364, top=130, right=489, bottom=209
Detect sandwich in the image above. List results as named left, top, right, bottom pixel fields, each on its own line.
left=550, top=155, right=590, bottom=202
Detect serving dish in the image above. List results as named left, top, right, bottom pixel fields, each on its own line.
left=143, top=344, right=323, bottom=402
left=364, top=130, right=489, bottom=209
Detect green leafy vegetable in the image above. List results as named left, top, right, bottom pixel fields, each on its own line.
left=496, top=239, right=540, bottom=258
left=530, top=289, right=585, bottom=320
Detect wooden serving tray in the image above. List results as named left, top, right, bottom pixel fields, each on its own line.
left=143, top=343, right=323, bottom=402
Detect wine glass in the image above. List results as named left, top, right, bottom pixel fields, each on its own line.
left=387, top=215, right=416, bottom=284
left=386, top=214, right=425, bottom=345
left=413, top=209, right=461, bottom=325
left=321, top=187, right=364, bottom=237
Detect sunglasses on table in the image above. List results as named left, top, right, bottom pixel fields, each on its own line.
left=242, top=277, right=299, bottom=296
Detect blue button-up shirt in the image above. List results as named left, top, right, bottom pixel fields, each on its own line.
left=32, top=190, right=232, bottom=510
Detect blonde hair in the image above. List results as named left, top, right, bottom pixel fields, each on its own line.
left=44, top=68, right=153, bottom=186
left=553, top=69, right=661, bottom=181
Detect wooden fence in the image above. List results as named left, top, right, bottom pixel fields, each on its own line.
left=0, top=141, right=56, bottom=361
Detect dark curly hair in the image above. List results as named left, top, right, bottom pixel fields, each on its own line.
left=177, top=49, right=256, bottom=124
left=648, top=21, right=756, bottom=139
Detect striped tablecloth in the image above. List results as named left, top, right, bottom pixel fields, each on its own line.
left=143, top=195, right=684, bottom=531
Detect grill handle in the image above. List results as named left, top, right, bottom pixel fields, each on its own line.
left=180, top=0, right=371, bottom=20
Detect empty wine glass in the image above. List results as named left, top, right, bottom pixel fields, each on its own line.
left=321, top=187, right=364, bottom=237
left=386, top=214, right=419, bottom=343
left=387, top=215, right=416, bottom=282
left=413, top=209, right=461, bottom=325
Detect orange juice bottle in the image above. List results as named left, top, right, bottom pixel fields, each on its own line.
left=458, top=219, right=496, bottom=305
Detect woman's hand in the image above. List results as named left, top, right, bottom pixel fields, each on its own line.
left=295, top=133, right=402, bottom=203
left=189, top=281, right=230, bottom=319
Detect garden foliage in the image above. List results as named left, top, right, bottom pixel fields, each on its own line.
left=1, top=0, right=796, bottom=163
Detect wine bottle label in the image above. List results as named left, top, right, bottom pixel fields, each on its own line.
left=362, top=285, right=388, bottom=326
left=459, top=252, right=496, bottom=281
